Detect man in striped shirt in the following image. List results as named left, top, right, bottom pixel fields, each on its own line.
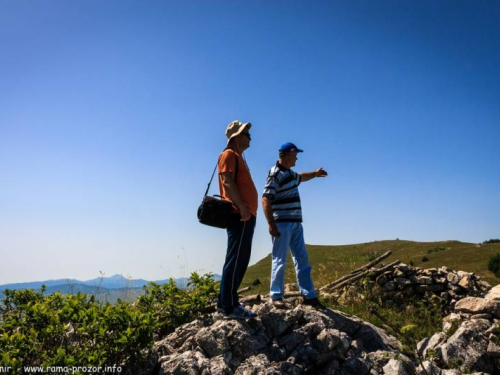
left=262, top=142, right=328, bottom=308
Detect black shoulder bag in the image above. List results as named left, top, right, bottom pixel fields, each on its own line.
left=197, top=151, right=239, bottom=229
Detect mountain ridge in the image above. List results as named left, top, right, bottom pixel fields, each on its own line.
left=0, top=273, right=222, bottom=301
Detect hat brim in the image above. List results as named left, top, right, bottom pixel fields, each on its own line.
left=227, top=122, right=252, bottom=142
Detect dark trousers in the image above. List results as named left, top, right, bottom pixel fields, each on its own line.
left=218, top=215, right=256, bottom=314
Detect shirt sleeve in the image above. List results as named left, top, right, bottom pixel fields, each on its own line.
left=296, top=171, right=302, bottom=185
left=262, top=170, right=278, bottom=199
left=218, top=150, right=237, bottom=175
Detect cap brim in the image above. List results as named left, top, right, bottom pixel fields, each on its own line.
left=279, top=148, right=304, bottom=153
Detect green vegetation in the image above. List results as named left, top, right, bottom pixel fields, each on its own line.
left=323, top=279, right=444, bottom=357
left=239, top=239, right=500, bottom=356
left=427, top=247, right=447, bottom=254
left=484, top=239, right=500, bottom=244
left=2, top=239, right=499, bottom=372
left=0, top=273, right=217, bottom=374
left=240, top=239, right=500, bottom=295
left=488, top=253, right=500, bottom=278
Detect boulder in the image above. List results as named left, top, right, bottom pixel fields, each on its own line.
left=447, top=273, right=460, bottom=285
left=233, top=353, right=269, bottom=375
left=438, top=320, right=496, bottom=373
left=486, top=284, right=500, bottom=301
left=416, top=332, right=447, bottom=358
left=195, top=320, right=232, bottom=357
left=416, top=360, right=442, bottom=375
left=209, top=352, right=234, bottom=375
left=159, top=350, right=209, bottom=375
left=382, top=359, right=412, bottom=375
left=455, top=297, right=500, bottom=318
left=458, top=274, right=473, bottom=289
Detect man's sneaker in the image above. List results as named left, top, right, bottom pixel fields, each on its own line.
left=218, top=302, right=245, bottom=313
left=301, top=297, right=326, bottom=309
left=271, top=298, right=288, bottom=309
left=224, top=306, right=257, bottom=320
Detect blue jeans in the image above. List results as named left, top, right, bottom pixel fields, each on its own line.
left=218, top=215, right=256, bottom=314
left=270, top=222, right=317, bottom=300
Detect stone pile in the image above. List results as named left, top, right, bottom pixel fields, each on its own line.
left=330, top=264, right=491, bottom=309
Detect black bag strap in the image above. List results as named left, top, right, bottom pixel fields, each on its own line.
left=203, top=148, right=239, bottom=197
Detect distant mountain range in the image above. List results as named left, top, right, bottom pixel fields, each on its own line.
left=0, top=273, right=222, bottom=303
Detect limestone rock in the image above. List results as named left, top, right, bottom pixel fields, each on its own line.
left=233, top=353, right=269, bottom=375
left=159, top=350, right=209, bottom=375
left=416, top=360, right=442, bottom=375
left=458, top=274, right=473, bottom=289
left=340, top=357, right=370, bottom=375
left=417, top=276, right=432, bottom=285
left=486, top=284, right=500, bottom=302
left=417, top=332, right=447, bottom=358
left=447, top=273, right=460, bottom=285
left=438, top=320, right=496, bottom=373
left=209, top=353, right=234, bottom=375
left=382, top=359, right=412, bottom=375
left=195, top=320, right=231, bottom=357
left=455, top=297, right=500, bottom=317
left=285, top=283, right=299, bottom=293
left=487, top=339, right=500, bottom=358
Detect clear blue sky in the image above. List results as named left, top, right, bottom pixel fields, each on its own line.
left=1, top=1, right=499, bottom=284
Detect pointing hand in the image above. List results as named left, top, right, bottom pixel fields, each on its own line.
left=315, top=168, right=328, bottom=177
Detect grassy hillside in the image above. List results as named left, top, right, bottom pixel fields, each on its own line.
left=241, top=239, right=500, bottom=295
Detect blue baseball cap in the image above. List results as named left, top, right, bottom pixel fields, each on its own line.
left=279, top=142, right=304, bottom=153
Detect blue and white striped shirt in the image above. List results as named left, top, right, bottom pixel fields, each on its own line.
left=262, top=162, right=302, bottom=223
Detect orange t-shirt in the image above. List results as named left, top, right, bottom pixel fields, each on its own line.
left=218, top=149, right=258, bottom=217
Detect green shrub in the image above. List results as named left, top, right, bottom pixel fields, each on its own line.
left=421, top=256, right=429, bottom=262
left=484, top=239, right=500, bottom=244
left=135, top=272, right=217, bottom=337
left=427, top=247, right=446, bottom=254
left=366, top=250, right=383, bottom=262
left=0, top=272, right=218, bottom=373
left=0, top=289, right=154, bottom=372
left=327, top=283, right=444, bottom=358
left=488, top=253, right=500, bottom=277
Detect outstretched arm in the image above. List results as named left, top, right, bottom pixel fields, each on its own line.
left=300, top=167, right=328, bottom=182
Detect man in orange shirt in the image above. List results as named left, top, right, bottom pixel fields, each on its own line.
left=217, top=120, right=258, bottom=319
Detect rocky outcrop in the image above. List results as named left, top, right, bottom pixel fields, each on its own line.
left=416, top=286, right=500, bottom=374
left=136, top=267, right=498, bottom=375
left=152, top=302, right=406, bottom=375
